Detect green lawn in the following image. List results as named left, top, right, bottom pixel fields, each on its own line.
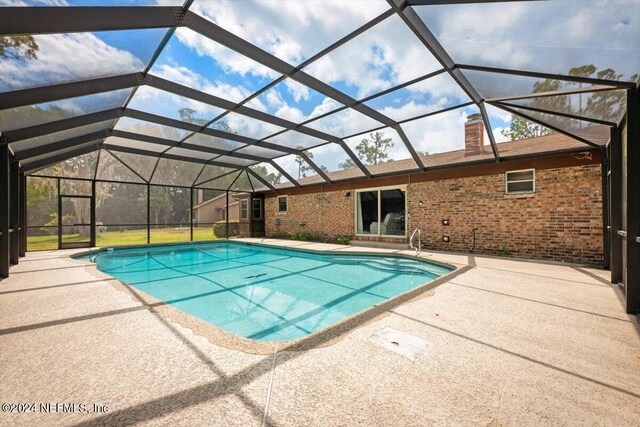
left=27, top=226, right=219, bottom=251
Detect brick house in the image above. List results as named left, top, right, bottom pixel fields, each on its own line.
left=262, top=115, right=606, bottom=266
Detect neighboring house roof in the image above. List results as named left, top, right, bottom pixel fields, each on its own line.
left=193, top=192, right=242, bottom=210
left=261, top=128, right=609, bottom=190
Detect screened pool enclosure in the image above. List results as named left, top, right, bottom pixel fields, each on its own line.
left=0, top=0, right=638, bottom=312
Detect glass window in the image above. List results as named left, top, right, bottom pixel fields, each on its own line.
left=240, top=199, right=249, bottom=220
left=278, top=196, right=287, bottom=213
left=356, top=190, right=378, bottom=235
left=505, top=169, right=535, bottom=194
left=380, top=188, right=406, bottom=236
left=252, top=199, right=262, bottom=220
left=356, top=187, right=406, bottom=237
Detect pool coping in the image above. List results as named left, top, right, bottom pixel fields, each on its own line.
left=70, top=239, right=466, bottom=355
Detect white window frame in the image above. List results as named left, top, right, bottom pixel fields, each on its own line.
left=277, top=195, right=288, bottom=213
left=354, top=185, right=407, bottom=239
left=505, top=168, right=536, bottom=194
left=240, top=199, right=249, bottom=220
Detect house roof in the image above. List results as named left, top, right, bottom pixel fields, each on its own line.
left=262, top=127, right=609, bottom=190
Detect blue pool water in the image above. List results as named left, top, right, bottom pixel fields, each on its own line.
left=77, top=242, right=452, bottom=341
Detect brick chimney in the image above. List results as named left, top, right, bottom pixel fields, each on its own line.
left=464, top=113, right=484, bottom=156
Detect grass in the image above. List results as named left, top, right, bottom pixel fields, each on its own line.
left=27, top=226, right=219, bottom=251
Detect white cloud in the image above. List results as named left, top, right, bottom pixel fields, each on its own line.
left=222, top=112, right=283, bottom=140
left=273, top=105, right=305, bottom=124
left=308, top=98, right=342, bottom=119
left=304, top=14, right=442, bottom=99
left=305, top=108, right=383, bottom=137
left=190, top=0, right=389, bottom=66
left=0, top=33, right=143, bottom=91
left=283, top=79, right=310, bottom=103
left=152, top=64, right=258, bottom=105
left=400, top=109, right=470, bottom=154
left=265, top=89, right=285, bottom=110
left=174, top=27, right=278, bottom=80
left=128, top=85, right=224, bottom=121
left=374, top=99, right=451, bottom=123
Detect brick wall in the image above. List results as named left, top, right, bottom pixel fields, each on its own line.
left=265, top=191, right=353, bottom=238
left=265, top=162, right=603, bottom=266
left=408, top=164, right=602, bottom=265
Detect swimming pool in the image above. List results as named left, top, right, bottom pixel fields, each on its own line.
left=77, top=242, right=453, bottom=341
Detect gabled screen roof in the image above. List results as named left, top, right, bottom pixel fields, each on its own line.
left=1, top=0, right=638, bottom=190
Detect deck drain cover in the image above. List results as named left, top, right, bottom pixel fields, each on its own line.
left=368, top=327, right=431, bottom=361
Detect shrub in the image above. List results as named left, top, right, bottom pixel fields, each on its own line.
left=337, top=236, right=350, bottom=245
left=294, top=230, right=318, bottom=241
left=212, top=220, right=239, bottom=238
left=499, top=245, right=512, bottom=256
left=270, top=230, right=336, bottom=243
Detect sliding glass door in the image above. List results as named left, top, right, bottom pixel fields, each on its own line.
left=356, top=186, right=406, bottom=238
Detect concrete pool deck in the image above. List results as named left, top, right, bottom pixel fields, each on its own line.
left=0, top=239, right=638, bottom=426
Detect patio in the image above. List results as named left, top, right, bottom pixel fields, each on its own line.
left=1, top=241, right=638, bottom=426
